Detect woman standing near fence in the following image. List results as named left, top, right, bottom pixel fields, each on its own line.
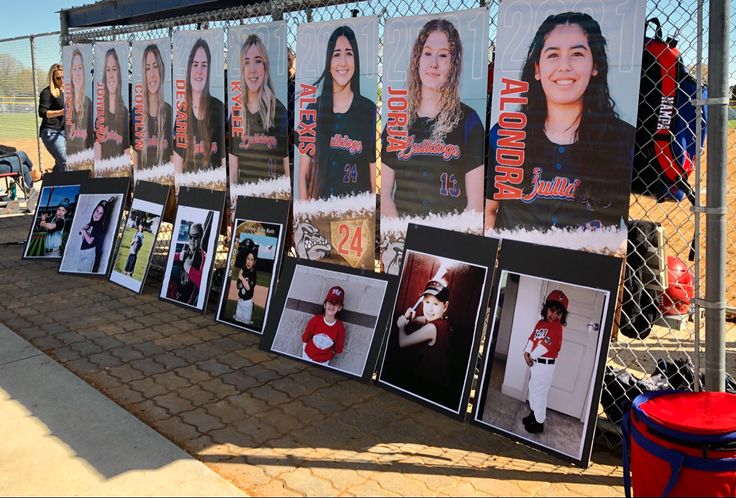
left=38, top=63, right=67, bottom=173
left=134, top=43, right=173, bottom=171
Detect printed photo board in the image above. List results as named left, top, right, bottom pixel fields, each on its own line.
left=293, top=16, right=379, bottom=270
left=131, top=38, right=175, bottom=186
left=109, top=181, right=170, bottom=294
left=228, top=22, right=291, bottom=200
left=172, top=29, right=227, bottom=192
left=484, top=0, right=647, bottom=256
left=380, top=8, right=489, bottom=274
left=262, top=257, right=398, bottom=382
left=58, top=176, right=131, bottom=277
left=23, top=171, right=90, bottom=259
left=94, top=41, right=131, bottom=178
left=216, top=196, right=290, bottom=334
left=377, top=224, right=498, bottom=418
left=63, top=44, right=95, bottom=172
left=472, top=239, right=623, bottom=466
left=160, top=186, right=225, bottom=312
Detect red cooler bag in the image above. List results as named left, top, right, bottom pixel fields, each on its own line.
left=622, top=390, right=736, bottom=497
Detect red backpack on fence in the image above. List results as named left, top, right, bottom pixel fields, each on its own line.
left=632, top=18, right=707, bottom=205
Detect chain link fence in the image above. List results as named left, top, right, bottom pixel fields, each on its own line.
left=0, top=32, right=64, bottom=174
left=0, top=0, right=725, bottom=450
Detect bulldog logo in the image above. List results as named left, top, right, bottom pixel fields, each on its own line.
left=295, top=220, right=331, bottom=260
left=380, top=236, right=405, bottom=275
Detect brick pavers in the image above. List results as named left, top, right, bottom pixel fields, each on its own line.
left=1, top=214, right=624, bottom=496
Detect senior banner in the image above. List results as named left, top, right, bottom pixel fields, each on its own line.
left=380, top=8, right=489, bottom=275
left=172, top=29, right=227, bottom=192
left=94, top=41, right=131, bottom=177
left=293, top=16, right=379, bottom=270
left=63, top=44, right=95, bottom=172
left=484, top=0, right=647, bottom=256
left=228, top=22, right=290, bottom=201
left=131, top=38, right=175, bottom=187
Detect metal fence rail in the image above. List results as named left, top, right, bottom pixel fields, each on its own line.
left=0, top=0, right=731, bottom=450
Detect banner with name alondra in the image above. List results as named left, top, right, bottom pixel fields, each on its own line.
left=380, top=8, right=489, bottom=275
left=228, top=22, right=290, bottom=201
left=131, top=38, right=174, bottom=186
left=94, top=41, right=131, bottom=178
left=293, top=16, right=379, bottom=270
left=484, top=0, right=646, bottom=256
left=172, top=29, right=227, bottom=192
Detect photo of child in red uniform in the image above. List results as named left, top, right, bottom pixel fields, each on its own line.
left=522, top=290, right=568, bottom=434
left=301, top=285, right=346, bottom=365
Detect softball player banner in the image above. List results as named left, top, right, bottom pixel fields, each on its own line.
left=172, top=29, right=227, bottom=192
left=131, top=38, right=174, bottom=186
left=484, top=0, right=647, bottom=256
left=380, top=8, right=489, bottom=275
left=93, top=41, right=131, bottom=178
left=293, top=16, right=379, bottom=270
left=228, top=22, right=290, bottom=201
left=63, top=44, right=95, bottom=172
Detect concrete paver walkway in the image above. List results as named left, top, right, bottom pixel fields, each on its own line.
left=0, top=213, right=625, bottom=496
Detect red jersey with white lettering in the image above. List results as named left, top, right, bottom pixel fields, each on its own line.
left=527, top=319, right=563, bottom=359
left=302, top=314, right=345, bottom=363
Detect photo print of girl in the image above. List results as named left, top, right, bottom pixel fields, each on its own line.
left=377, top=251, right=487, bottom=415
left=109, top=197, right=165, bottom=293
left=94, top=42, right=131, bottom=177
left=228, top=23, right=290, bottom=200
left=293, top=17, right=379, bottom=270
left=474, top=272, right=611, bottom=464
left=380, top=8, right=488, bottom=275
left=59, top=192, right=124, bottom=275
left=24, top=184, right=80, bottom=258
left=131, top=38, right=175, bottom=186
left=172, top=30, right=226, bottom=191
left=484, top=0, right=646, bottom=255
left=217, top=220, right=283, bottom=334
left=160, top=205, right=221, bottom=311
left=63, top=44, right=95, bottom=171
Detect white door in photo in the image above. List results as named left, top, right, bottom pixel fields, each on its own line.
left=539, top=284, right=605, bottom=421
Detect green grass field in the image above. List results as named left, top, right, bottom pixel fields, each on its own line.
left=112, top=227, right=154, bottom=281
left=0, top=112, right=39, bottom=140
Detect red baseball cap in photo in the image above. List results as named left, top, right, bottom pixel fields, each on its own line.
left=325, top=285, right=345, bottom=305
left=422, top=279, right=449, bottom=301
left=546, top=290, right=569, bottom=311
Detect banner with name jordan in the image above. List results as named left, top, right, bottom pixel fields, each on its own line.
left=293, top=16, right=379, bottom=270
left=93, top=41, right=131, bottom=177
left=484, top=0, right=646, bottom=256
left=380, top=8, right=489, bottom=275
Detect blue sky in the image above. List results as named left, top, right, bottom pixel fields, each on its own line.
left=3, top=0, right=77, bottom=39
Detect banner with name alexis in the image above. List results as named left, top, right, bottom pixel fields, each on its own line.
left=380, top=8, right=489, bottom=275
left=484, top=0, right=646, bottom=256
left=293, top=16, right=379, bottom=270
